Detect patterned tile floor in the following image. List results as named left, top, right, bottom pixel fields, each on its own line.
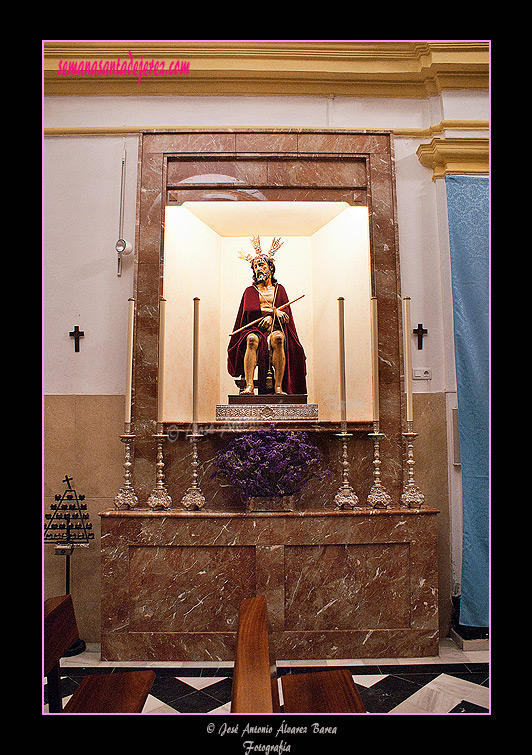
left=44, top=638, right=489, bottom=715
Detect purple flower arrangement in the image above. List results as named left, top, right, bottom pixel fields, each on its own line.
left=212, top=426, right=326, bottom=499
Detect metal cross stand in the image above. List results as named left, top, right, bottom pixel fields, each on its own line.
left=400, top=421, right=425, bottom=507
left=334, top=298, right=360, bottom=509
left=367, top=421, right=392, bottom=508
left=147, top=425, right=173, bottom=510
left=181, top=431, right=206, bottom=510
left=115, top=424, right=139, bottom=509
left=44, top=475, right=94, bottom=654
left=333, top=431, right=360, bottom=509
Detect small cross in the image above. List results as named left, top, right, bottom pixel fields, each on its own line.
left=413, top=323, right=428, bottom=349
left=69, top=325, right=84, bottom=352
left=63, top=475, right=74, bottom=489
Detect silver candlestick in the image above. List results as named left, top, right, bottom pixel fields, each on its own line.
left=114, top=423, right=139, bottom=509
left=367, top=421, right=392, bottom=508
left=181, top=431, right=206, bottom=510
left=147, top=424, right=172, bottom=510
left=334, top=432, right=361, bottom=509
left=400, top=421, right=425, bottom=508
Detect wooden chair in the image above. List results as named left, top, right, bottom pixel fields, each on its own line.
left=44, top=595, right=155, bottom=713
left=231, top=595, right=366, bottom=714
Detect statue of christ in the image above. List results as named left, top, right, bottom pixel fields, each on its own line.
left=227, top=238, right=307, bottom=396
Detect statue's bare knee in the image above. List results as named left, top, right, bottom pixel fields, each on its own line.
left=243, top=332, right=260, bottom=394
left=270, top=331, right=285, bottom=351
left=270, top=331, right=286, bottom=393
left=247, top=333, right=260, bottom=351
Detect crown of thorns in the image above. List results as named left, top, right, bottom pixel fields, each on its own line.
left=237, top=235, right=284, bottom=263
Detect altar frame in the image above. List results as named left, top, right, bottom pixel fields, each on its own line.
left=130, top=129, right=406, bottom=505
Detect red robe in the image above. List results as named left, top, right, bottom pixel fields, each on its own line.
left=227, top=284, right=307, bottom=395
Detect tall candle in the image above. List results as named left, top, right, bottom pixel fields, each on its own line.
left=192, top=297, right=200, bottom=432
left=403, top=296, right=413, bottom=422
left=157, top=297, right=166, bottom=424
left=338, top=297, right=347, bottom=430
left=371, top=297, right=379, bottom=423
left=125, top=297, right=135, bottom=424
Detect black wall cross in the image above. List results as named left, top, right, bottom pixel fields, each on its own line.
left=413, top=323, right=428, bottom=349
left=69, top=325, right=85, bottom=352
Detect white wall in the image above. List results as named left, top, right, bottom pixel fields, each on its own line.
left=394, top=138, right=444, bottom=392
left=162, top=207, right=221, bottom=423
left=43, top=134, right=138, bottom=394
left=311, top=207, right=372, bottom=421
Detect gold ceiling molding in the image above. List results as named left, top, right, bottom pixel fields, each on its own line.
left=43, top=121, right=489, bottom=138
left=393, top=119, right=488, bottom=138
left=416, top=137, right=489, bottom=180
left=43, top=41, right=489, bottom=98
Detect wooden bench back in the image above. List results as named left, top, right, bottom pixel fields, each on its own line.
left=44, top=595, right=80, bottom=677
left=231, top=595, right=280, bottom=713
left=44, top=594, right=156, bottom=714
left=231, top=595, right=367, bottom=714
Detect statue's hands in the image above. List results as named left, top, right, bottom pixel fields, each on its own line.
left=275, top=308, right=289, bottom=325
left=257, top=308, right=288, bottom=330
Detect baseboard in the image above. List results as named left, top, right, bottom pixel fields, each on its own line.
left=449, top=627, right=489, bottom=652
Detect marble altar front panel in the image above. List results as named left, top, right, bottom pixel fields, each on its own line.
left=100, top=509, right=438, bottom=661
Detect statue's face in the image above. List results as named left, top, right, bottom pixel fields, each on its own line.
left=252, top=256, right=271, bottom=283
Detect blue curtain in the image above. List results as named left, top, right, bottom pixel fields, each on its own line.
left=445, top=175, right=489, bottom=627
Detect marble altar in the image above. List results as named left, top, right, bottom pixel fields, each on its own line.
left=100, top=508, right=438, bottom=661
left=102, top=129, right=439, bottom=661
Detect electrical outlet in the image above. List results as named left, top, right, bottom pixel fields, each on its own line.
left=413, top=368, right=432, bottom=380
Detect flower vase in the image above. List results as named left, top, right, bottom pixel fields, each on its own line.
left=245, top=495, right=294, bottom=512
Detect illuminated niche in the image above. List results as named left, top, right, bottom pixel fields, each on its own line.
left=161, top=201, right=373, bottom=424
